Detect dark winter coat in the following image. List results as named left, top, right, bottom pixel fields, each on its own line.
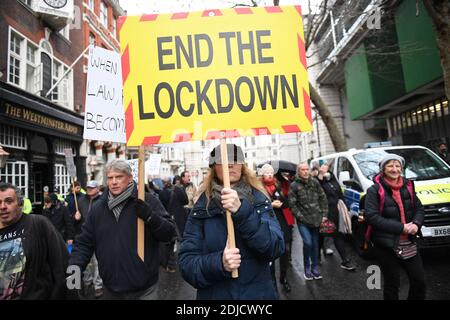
left=42, top=201, right=74, bottom=241
left=267, top=183, right=292, bottom=243
left=178, top=189, right=285, bottom=300
left=65, top=192, right=83, bottom=235
left=69, top=185, right=177, bottom=293
left=317, top=174, right=344, bottom=226
left=168, top=185, right=189, bottom=238
left=77, top=193, right=101, bottom=234
left=365, top=175, right=424, bottom=249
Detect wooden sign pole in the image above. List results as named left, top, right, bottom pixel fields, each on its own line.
left=137, top=145, right=145, bottom=261
left=220, top=137, right=238, bottom=278
left=72, top=178, right=79, bottom=212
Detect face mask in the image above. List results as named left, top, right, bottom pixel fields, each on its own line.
left=324, top=172, right=331, bottom=181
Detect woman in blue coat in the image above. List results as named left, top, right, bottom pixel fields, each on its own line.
left=178, top=144, right=285, bottom=300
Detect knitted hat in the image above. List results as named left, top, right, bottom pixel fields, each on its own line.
left=379, top=153, right=405, bottom=171
left=259, top=163, right=274, bottom=175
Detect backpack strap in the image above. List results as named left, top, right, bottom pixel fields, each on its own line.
left=364, top=175, right=384, bottom=245
left=373, top=174, right=385, bottom=214
left=405, top=180, right=415, bottom=211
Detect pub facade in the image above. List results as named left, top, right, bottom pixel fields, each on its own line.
left=0, top=0, right=85, bottom=213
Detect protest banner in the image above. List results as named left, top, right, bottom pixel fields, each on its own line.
left=120, top=5, right=310, bottom=268
left=146, top=154, right=162, bottom=176
left=83, top=46, right=126, bottom=143
left=64, top=148, right=79, bottom=212
left=120, top=6, right=310, bottom=146
left=127, top=159, right=139, bottom=183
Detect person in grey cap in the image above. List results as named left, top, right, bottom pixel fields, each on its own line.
left=365, top=153, right=425, bottom=300
left=178, top=143, right=285, bottom=300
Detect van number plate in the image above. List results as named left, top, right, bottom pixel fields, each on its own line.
left=432, top=227, right=450, bottom=237
left=421, top=226, right=450, bottom=237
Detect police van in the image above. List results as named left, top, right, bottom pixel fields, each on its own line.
left=312, top=144, right=450, bottom=252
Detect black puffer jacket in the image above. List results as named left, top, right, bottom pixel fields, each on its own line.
left=317, top=174, right=344, bottom=226
left=365, top=175, right=424, bottom=249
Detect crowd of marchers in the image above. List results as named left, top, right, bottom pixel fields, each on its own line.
left=0, top=141, right=438, bottom=300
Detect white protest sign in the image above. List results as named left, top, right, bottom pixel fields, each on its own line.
left=145, top=154, right=162, bottom=176
left=64, top=148, right=77, bottom=178
left=84, top=46, right=126, bottom=143
left=127, top=159, right=139, bottom=183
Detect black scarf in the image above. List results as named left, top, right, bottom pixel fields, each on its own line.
left=108, top=182, right=134, bottom=221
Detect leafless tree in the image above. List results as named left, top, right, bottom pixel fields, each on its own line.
left=279, top=0, right=349, bottom=151
left=421, top=0, right=450, bottom=99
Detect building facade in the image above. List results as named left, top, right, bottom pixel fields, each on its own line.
left=0, top=0, right=84, bottom=213
left=309, top=0, right=448, bottom=156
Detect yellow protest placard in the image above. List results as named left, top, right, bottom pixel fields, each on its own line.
left=120, top=6, right=311, bottom=146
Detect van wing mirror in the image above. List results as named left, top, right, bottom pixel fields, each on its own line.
left=339, top=171, right=351, bottom=185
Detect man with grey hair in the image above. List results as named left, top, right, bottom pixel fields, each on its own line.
left=69, top=160, right=177, bottom=300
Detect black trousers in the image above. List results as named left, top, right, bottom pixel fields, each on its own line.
left=270, top=242, right=290, bottom=282
left=159, top=240, right=176, bottom=269
left=373, top=244, right=426, bottom=300
left=332, top=233, right=351, bottom=263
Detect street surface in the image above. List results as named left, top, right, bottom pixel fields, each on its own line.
left=157, top=226, right=450, bottom=300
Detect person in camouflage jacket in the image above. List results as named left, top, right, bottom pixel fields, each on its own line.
left=288, top=163, right=328, bottom=280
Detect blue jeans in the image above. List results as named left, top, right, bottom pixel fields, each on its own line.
left=298, top=224, right=320, bottom=271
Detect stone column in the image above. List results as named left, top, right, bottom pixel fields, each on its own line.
left=106, top=143, right=117, bottom=163
left=117, top=144, right=126, bottom=160
left=94, top=141, right=105, bottom=183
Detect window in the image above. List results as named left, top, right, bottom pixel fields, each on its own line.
left=443, top=100, right=449, bottom=116
left=39, top=41, right=71, bottom=107
left=89, top=33, right=96, bottom=46
left=337, top=156, right=360, bottom=189
left=19, top=0, right=32, bottom=6
left=51, top=60, right=68, bottom=103
left=88, top=0, right=95, bottom=11
left=272, top=135, right=277, bottom=144
left=273, top=149, right=278, bottom=156
left=0, top=125, right=27, bottom=150
left=54, top=139, right=74, bottom=155
left=51, top=60, right=60, bottom=101
left=112, top=17, right=117, bottom=38
left=25, top=43, right=40, bottom=93
left=100, top=1, right=108, bottom=28
left=8, top=29, right=72, bottom=107
left=59, top=25, right=70, bottom=40
left=8, top=32, right=22, bottom=85
left=0, top=161, right=28, bottom=198
left=55, top=164, right=70, bottom=196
